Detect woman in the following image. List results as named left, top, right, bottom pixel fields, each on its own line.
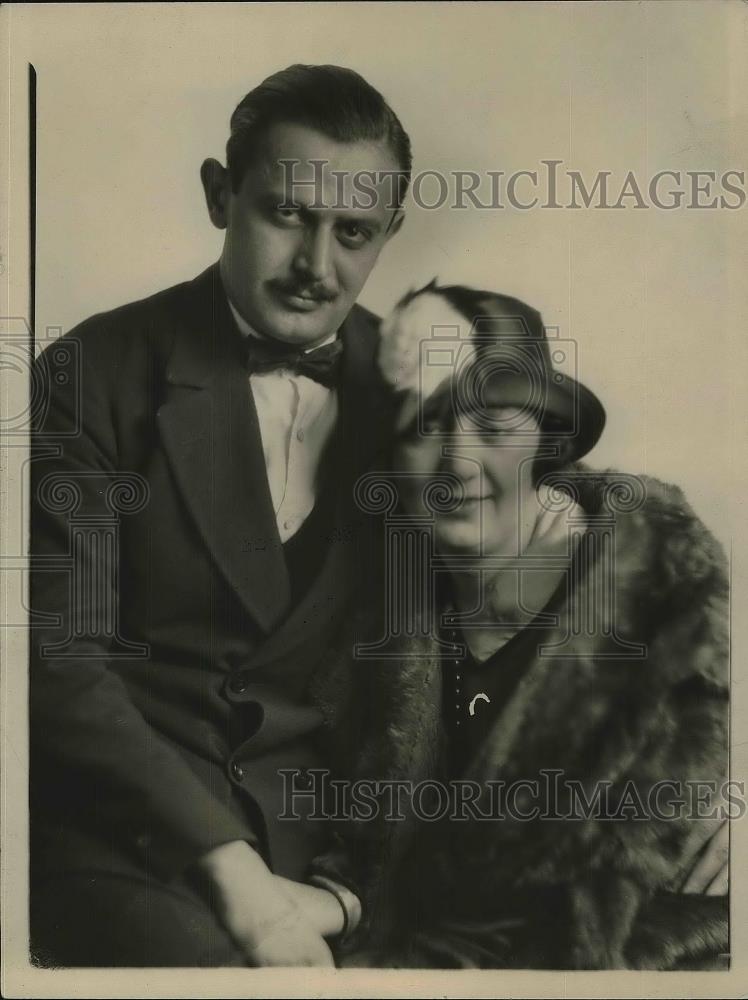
left=308, top=282, right=730, bottom=970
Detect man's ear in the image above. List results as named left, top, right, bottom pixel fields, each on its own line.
left=200, top=158, right=231, bottom=230
left=385, top=208, right=405, bottom=241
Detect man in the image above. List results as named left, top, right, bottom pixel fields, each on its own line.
left=29, top=63, right=407, bottom=968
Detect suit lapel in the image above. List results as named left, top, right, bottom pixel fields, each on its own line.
left=157, top=264, right=291, bottom=633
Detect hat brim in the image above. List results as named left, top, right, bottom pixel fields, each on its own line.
left=395, top=370, right=606, bottom=462
left=461, top=370, right=606, bottom=461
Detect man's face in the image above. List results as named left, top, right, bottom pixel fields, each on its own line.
left=205, top=122, right=403, bottom=346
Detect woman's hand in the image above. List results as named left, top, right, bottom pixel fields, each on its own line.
left=196, top=840, right=335, bottom=966
left=680, top=819, right=728, bottom=895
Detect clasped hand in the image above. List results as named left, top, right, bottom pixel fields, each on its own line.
left=197, top=840, right=344, bottom=967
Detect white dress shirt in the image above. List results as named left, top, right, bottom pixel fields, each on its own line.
left=227, top=299, right=339, bottom=543
left=227, top=298, right=361, bottom=921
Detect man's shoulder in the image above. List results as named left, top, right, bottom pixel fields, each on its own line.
left=36, top=267, right=216, bottom=390
left=348, top=301, right=380, bottom=330
left=343, top=301, right=381, bottom=348
left=69, top=275, right=202, bottom=337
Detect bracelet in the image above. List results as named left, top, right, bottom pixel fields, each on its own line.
left=308, top=874, right=362, bottom=944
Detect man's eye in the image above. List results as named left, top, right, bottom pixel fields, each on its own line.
left=274, top=206, right=302, bottom=224
left=422, top=418, right=442, bottom=435
left=337, top=222, right=370, bottom=248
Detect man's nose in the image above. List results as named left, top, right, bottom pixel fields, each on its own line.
left=293, top=225, right=335, bottom=285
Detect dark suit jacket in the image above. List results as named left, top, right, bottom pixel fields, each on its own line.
left=29, top=263, right=390, bottom=884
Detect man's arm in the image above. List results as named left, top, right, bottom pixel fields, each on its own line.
left=30, top=330, right=260, bottom=879
left=31, top=328, right=339, bottom=965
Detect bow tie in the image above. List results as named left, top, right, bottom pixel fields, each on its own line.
left=243, top=336, right=343, bottom=388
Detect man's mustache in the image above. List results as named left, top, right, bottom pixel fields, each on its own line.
left=270, top=279, right=338, bottom=302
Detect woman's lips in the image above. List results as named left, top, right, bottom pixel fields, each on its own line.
left=440, top=493, right=494, bottom=514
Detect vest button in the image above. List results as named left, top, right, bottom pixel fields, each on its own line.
left=229, top=672, right=250, bottom=694
left=231, top=761, right=245, bottom=782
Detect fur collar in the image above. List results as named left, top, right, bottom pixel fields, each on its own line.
left=310, top=465, right=729, bottom=967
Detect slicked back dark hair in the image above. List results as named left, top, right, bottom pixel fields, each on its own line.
left=226, top=64, right=412, bottom=203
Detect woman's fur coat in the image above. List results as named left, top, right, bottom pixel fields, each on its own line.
left=309, top=465, right=730, bottom=970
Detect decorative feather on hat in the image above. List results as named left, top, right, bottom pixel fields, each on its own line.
left=377, top=281, right=606, bottom=459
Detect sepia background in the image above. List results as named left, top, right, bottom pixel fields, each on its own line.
left=3, top=2, right=748, bottom=997
left=12, top=0, right=748, bottom=549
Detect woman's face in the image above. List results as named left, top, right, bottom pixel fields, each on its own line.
left=394, top=401, right=542, bottom=556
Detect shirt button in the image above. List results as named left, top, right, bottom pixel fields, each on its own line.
left=296, top=769, right=314, bottom=789
left=296, top=429, right=305, bottom=442
left=231, top=762, right=245, bottom=782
